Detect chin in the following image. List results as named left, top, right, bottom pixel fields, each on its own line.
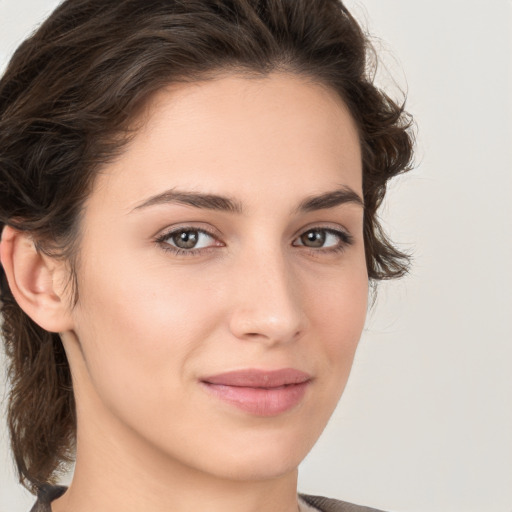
left=141, top=418, right=315, bottom=483
left=208, top=448, right=304, bottom=482
left=195, top=427, right=318, bottom=482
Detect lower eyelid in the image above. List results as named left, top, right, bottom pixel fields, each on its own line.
left=155, top=226, right=352, bottom=255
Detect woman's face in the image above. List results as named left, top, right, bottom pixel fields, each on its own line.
left=62, top=72, right=368, bottom=481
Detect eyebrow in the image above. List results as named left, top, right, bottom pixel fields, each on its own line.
left=131, top=189, right=244, bottom=214
left=130, top=186, right=364, bottom=215
left=295, top=187, right=364, bottom=213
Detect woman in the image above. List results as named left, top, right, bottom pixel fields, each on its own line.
left=0, top=0, right=413, bottom=511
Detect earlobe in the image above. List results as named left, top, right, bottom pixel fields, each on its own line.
left=0, top=225, right=74, bottom=333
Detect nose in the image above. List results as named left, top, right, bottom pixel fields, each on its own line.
left=227, top=247, right=306, bottom=346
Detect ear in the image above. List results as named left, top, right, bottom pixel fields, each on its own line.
left=0, top=225, right=74, bottom=333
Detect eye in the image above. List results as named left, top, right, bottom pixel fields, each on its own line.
left=156, top=227, right=221, bottom=255
left=293, top=227, right=353, bottom=252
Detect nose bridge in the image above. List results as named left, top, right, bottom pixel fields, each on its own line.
left=228, top=241, right=304, bottom=344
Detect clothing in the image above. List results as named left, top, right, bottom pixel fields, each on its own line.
left=30, top=484, right=386, bottom=512
left=298, top=494, right=385, bottom=512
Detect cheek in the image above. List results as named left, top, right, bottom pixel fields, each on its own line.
left=292, top=263, right=368, bottom=438
left=307, top=258, right=368, bottom=341
left=304, top=261, right=368, bottom=389
left=71, top=257, right=219, bottom=403
left=71, top=234, right=367, bottom=410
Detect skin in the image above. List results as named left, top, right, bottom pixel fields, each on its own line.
left=1, top=72, right=368, bottom=512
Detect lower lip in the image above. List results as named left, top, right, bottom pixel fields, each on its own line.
left=201, top=381, right=310, bottom=416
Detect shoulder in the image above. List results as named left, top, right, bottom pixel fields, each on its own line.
left=299, top=493, right=388, bottom=512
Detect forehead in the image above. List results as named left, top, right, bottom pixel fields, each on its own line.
left=88, top=72, right=362, bottom=214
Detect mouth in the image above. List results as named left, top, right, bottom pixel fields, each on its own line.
left=200, top=368, right=312, bottom=417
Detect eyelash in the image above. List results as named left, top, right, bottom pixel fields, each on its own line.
left=155, top=225, right=354, bottom=258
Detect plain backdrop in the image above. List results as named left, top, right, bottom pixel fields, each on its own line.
left=1, top=1, right=511, bottom=511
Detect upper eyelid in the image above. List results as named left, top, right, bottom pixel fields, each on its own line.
left=156, top=226, right=219, bottom=245
left=291, top=223, right=353, bottom=244
left=292, top=227, right=353, bottom=246
left=294, top=222, right=351, bottom=236
left=155, top=224, right=220, bottom=240
left=156, top=224, right=352, bottom=249
left=156, top=223, right=351, bottom=237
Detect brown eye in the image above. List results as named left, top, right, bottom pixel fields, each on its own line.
left=293, top=228, right=353, bottom=251
left=171, top=230, right=200, bottom=249
left=163, top=228, right=219, bottom=251
left=300, top=229, right=326, bottom=248
left=156, top=226, right=222, bottom=256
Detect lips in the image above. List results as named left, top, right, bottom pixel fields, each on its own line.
left=200, top=368, right=312, bottom=416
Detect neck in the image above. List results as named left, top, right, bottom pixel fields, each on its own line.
left=53, top=444, right=300, bottom=512
left=53, top=440, right=299, bottom=512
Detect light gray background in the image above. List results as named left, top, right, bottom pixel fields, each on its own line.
left=1, top=1, right=511, bottom=511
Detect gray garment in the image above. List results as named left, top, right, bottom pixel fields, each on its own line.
left=299, top=494, right=386, bottom=512
left=30, top=484, right=386, bottom=512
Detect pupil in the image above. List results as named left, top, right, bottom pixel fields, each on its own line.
left=302, top=230, right=325, bottom=248
left=174, top=230, right=198, bottom=249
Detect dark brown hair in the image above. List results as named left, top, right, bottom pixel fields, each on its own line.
left=0, top=0, right=414, bottom=493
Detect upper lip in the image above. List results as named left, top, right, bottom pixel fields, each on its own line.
left=201, top=368, right=312, bottom=388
